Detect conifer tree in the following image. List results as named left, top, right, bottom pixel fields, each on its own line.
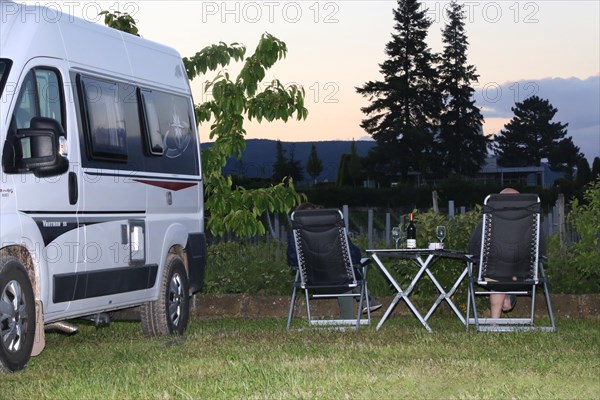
left=347, top=140, right=363, bottom=186
left=548, top=136, right=584, bottom=178
left=575, top=158, right=592, bottom=187
left=287, top=145, right=304, bottom=182
left=356, top=0, right=441, bottom=180
left=272, top=140, right=289, bottom=182
left=591, top=157, right=600, bottom=179
left=437, top=1, right=488, bottom=176
left=494, top=96, right=569, bottom=167
left=306, top=144, right=323, bottom=184
left=336, top=141, right=364, bottom=187
left=336, top=154, right=351, bottom=187
left=273, top=141, right=303, bottom=182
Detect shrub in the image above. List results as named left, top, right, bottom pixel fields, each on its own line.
left=346, top=208, right=482, bottom=306
left=302, top=182, right=563, bottom=211
left=203, top=240, right=292, bottom=295
left=203, top=183, right=598, bottom=296
left=547, top=177, right=600, bottom=293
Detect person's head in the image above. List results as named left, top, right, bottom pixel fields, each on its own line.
left=500, top=188, right=519, bottom=194
left=295, top=202, right=321, bottom=211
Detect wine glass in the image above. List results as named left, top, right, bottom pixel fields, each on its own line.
left=391, top=227, right=401, bottom=249
left=436, top=226, right=446, bottom=246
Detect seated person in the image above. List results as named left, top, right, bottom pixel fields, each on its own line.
left=287, top=202, right=382, bottom=318
left=468, top=188, right=547, bottom=319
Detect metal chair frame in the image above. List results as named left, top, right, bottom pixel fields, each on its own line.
left=286, top=208, right=371, bottom=330
left=466, top=194, right=556, bottom=332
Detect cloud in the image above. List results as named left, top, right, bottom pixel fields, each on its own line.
left=475, top=75, right=600, bottom=162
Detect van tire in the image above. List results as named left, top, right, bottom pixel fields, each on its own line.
left=140, top=254, right=190, bottom=337
left=0, top=257, right=36, bottom=372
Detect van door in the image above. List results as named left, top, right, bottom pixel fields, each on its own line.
left=3, top=60, right=83, bottom=315
left=69, top=74, right=151, bottom=314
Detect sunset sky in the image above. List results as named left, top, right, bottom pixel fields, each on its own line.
left=21, top=1, right=600, bottom=162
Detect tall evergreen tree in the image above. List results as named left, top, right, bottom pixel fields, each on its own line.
left=347, top=140, right=363, bottom=186
left=575, top=157, right=592, bottom=187
left=272, top=141, right=304, bottom=182
left=356, top=0, right=441, bottom=181
left=548, top=136, right=584, bottom=177
left=336, top=141, right=364, bottom=187
left=437, top=0, right=488, bottom=176
left=494, top=96, right=569, bottom=167
left=336, top=154, right=351, bottom=187
left=272, top=140, right=288, bottom=182
left=306, top=144, right=323, bottom=184
left=287, top=145, right=304, bottom=182
left=591, top=157, right=600, bottom=179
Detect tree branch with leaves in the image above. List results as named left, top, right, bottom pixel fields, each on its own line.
left=103, top=13, right=308, bottom=237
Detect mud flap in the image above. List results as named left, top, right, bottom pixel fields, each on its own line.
left=31, top=300, right=45, bottom=357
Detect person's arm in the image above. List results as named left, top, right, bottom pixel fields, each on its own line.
left=347, top=237, right=362, bottom=265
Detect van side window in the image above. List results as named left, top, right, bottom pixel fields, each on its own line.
left=140, top=89, right=194, bottom=159
left=12, top=68, right=64, bottom=130
left=80, top=76, right=128, bottom=161
left=139, top=89, right=164, bottom=156
left=3, top=67, right=65, bottom=174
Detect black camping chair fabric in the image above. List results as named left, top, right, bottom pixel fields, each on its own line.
left=467, top=193, right=556, bottom=332
left=286, top=208, right=370, bottom=329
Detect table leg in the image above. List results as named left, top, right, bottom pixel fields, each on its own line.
left=376, top=293, right=401, bottom=330
left=447, top=267, right=469, bottom=324
left=372, top=254, right=432, bottom=332
left=424, top=266, right=468, bottom=325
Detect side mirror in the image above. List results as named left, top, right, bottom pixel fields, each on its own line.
left=16, top=117, right=68, bottom=177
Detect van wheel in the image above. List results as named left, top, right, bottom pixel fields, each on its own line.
left=140, top=254, right=189, bottom=337
left=0, top=257, right=36, bottom=372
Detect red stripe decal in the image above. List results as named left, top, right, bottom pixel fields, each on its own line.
left=134, top=179, right=198, bottom=191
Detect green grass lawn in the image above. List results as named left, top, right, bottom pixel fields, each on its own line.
left=3, top=316, right=599, bottom=399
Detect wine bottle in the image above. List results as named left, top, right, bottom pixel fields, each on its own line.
left=406, top=212, right=416, bottom=249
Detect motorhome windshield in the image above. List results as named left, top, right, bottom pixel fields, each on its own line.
left=0, top=59, right=11, bottom=96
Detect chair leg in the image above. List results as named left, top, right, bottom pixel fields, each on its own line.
left=287, top=286, right=297, bottom=330
left=305, top=290, right=312, bottom=323
left=287, top=270, right=301, bottom=330
left=466, top=263, right=473, bottom=332
left=466, top=284, right=471, bottom=332
left=364, top=284, right=371, bottom=325
left=530, top=285, right=537, bottom=326
left=543, top=280, right=557, bottom=331
left=540, top=263, right=557, bottom=331
left=467, top=262, right=556, bottom=333
left=356, top=283, right=365, bottom=329
left=468, top=278, right=480, bottom=331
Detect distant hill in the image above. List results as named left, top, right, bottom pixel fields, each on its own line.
left=201, top=139, right=376, bottom=182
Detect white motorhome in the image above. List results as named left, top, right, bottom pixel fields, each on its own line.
left=0, top=1, right=206, bottom=371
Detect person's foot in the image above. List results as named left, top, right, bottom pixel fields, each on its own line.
left=362, top=298, right=382, bottom=314
left=502, top=294, right=517, bottom=313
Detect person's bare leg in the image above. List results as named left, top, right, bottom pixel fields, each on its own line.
left=502, top=295, right=514, bottom=311
left=490, top=293, right=506, bottom=318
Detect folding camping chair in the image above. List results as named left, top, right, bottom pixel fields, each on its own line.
left=467, top=193, right=556, bottom=332
left=286, top=208, right=371, bottom=330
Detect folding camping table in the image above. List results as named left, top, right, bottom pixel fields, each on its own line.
left=366, top=248, right=470, bottom=332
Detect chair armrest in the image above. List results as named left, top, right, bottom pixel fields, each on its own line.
left=359, top=257, right=372, bottom=267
